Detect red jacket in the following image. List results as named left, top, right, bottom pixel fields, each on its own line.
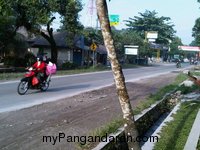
left=32, top=61, right=46, bottom=73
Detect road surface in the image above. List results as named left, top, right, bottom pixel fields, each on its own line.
left=0, top=63, right=190, bottom=113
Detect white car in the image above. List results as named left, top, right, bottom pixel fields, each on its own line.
left=183, top=58, right=189, bottom=62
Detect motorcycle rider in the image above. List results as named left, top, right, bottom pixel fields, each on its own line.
left=176, top=58, right=181, bottom=68
left=32, top=56, right=46, bottom=83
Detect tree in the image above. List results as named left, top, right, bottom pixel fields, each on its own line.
left=125, top=10, right=176, bottom=44
left=59, top=0, right=83, bottom=34
left=192, top=17, right=200, bottom=46
left=0, top=0, right=55, bottom=60
left=96, top=0, right=141, bottom=149
left=168, top=36, right=183, bottom=58
left=0, top=0, right=83, bottom=64
left=112, top=29, right=144, bottom=60
left=40, top=17, right=58, bottom=64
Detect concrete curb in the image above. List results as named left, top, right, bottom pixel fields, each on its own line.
left=184, top=109, right=200, bottom=150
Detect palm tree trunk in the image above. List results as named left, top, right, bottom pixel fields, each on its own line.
left=96, top=0, right=141, bottom=149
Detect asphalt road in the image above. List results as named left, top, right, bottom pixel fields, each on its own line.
left=0, top=63, right=190, bottom=113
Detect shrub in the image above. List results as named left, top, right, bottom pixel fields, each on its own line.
left=4, top=56, right=26, bottom=67
left=61, top=62, right=78, bottom=70
left=24, top=52, right=36, bottom=66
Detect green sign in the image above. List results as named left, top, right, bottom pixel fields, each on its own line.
left=109, top=15, right=119, bottom=26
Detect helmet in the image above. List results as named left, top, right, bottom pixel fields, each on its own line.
left=37, top=56, right=43, bottom=61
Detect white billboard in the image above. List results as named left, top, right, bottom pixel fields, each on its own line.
left=124, top=45, right=138, bottom=55
left=146, top=31, right=158, bottom=39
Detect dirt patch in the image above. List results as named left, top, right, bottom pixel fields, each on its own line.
left=0, top=73, right=178, bottom=150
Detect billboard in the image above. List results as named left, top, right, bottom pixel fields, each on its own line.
left=124, top=45, right=138, bottom=55
left=178, top=46, right=200, bottom=51
left=146, top=31, right=158, bottom=39
left=109, top=15, right=119, bottom=26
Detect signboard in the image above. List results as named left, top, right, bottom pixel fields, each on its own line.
left=178, top=46, right=200, bottom=51
left=90, top=42, right=97, bottom=51
left=146, top=31, right=158, bottom=39
left=124, top=45, right=138, bottom=55
left=149, top=43, right=162, bottom=49
left=174, top=54, right=179, bottom=59
left=109, top=15, right=119, bottom=26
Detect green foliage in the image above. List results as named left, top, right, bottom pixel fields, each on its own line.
left=4, top=56, right=26, bottom=67
left=59, top=0, right=83, bottom=34
left=192, top=17, right=200, bottom=46
left=24, top=52, right=36, bottom=66
left=125, top=10, right=176, bottom=45
left=168, top=36, right=183, bottom=56
left=61, top=61, right=78, bottom=70
left=112, top=29, right=144, bottom=59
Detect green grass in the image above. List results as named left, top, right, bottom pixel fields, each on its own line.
left=197, top=137, right=200, bottom=150
left=154, top=101, right=200, bottom=150
left=0, top=72, right=24, bottom=80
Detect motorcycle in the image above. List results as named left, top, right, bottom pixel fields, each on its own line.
left=17, top=67, right=51, bottom=95
left=176, top=61, right=181, bottom=68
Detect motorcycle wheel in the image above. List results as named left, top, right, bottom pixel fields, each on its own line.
left=17, top=81, right=29, bottom=95
left=40, top=81, right=49, bottom=91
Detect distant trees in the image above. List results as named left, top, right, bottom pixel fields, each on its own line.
left=192, top=18, right=200, bottom=46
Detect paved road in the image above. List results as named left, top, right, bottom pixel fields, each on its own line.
left=0, top=63, right=190, bottom=113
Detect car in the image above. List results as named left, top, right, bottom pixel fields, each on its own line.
left=183, top=58, right=189, bottom=63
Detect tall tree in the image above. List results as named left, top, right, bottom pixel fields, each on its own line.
left=125, top=10, right=176, bottom=45
left=96, top=0, right=141, bottom=149
left=58, top=0, right=83, bottom=34
left=0, top=0, right=83, bottom=64
left=192, top=17, right=200, bottom=46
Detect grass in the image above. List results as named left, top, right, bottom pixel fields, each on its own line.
left=197, top=137, right=200, bottom=150
left=154, top=101, right=200, bottom=150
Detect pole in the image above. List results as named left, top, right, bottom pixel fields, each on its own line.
left=93, top=50, right=95, bottom=68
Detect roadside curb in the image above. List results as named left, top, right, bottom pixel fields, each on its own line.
left=184, top=109, right=200, bottom=150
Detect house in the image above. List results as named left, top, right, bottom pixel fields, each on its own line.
left=96, top=45, right=107, bottom=65
left=28, top=31, right=90, bottom=66
left=28, top=31, right=107, bottom=67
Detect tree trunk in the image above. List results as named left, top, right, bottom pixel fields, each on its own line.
left=96, top=0, right=141, bottom=149
left=40, top=17, right=58, bottom=64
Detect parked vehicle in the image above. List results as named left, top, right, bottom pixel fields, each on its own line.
left=17, top=67, right=51, bottom=95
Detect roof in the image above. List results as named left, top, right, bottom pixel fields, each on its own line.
left=96, top=45, right=107, bottom=54
left=28, top=31, right=87, bottom=50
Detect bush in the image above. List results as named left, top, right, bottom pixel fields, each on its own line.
left=4, top=56, right=26, bottom=67
left=24, top=52, right=36, bottom=66
left=61, top=62, right=78, bottom=70
left=4, top=52, right=36, bottom=67
left=178, top=84, right=200, bottom=94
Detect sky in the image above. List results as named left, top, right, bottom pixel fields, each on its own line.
left=78, top=0, right=200, bottom=45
